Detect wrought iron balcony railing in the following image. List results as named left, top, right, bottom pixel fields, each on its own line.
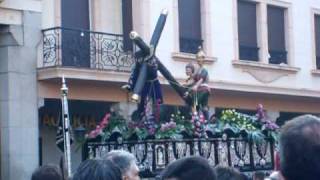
left=83, top=136, right=274, bottom=177
left=239, top=45, right=259, bottom=61
left=42, top=27, right=135, bottom=72
left=269, top=50, right=287, bottom=65
left=179, top=37, right=203, bottom=54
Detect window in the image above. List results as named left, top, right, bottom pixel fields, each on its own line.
left=122, top=0, right=133, bottom=51
left=61, top=0, right=90, bottom=67
left=61, top=0, right=90, bottom=30
left=315, top=15, right=320, bottom=69
left=267, top=5, right=287, bottom=64
left=237, top=0, right=259, bottom=61
left=178, top=0, right=202, bottom=54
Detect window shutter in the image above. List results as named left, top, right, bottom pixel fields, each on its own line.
left=122, top=0, right=133, bottom=51
left=238, top=0, right=259, bottom=61
left=267, top=6, right=287, bottom=64
left=178, top=0, right=202, bottom=54
left=61, top=0, right=90, bottom=67
left=315, top=15, right=320, bottom=68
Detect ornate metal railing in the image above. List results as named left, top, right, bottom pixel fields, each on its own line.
left=269, top=50, right=287, bottom=65
left=42, top=27, right=135, bottom=72
left=179, top=37, right=203, bottom=54
left=239, top=45, right=259, bottom=61
left=83, top=136, right=274, bottom=177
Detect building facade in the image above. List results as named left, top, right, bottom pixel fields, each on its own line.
left=0, top=0, right=41, bottom=180
left=1, top=0, right=320, bottom=179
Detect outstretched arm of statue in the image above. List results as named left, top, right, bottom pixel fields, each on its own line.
left=192, top=78, right=204, bottom=91
left=183, top=77, right=194, bottom=87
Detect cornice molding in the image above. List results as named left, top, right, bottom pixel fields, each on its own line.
left=172, top=52, right=217, bottom=65
left=37, top=67, right=130, bottom=82
left=37, top=66, right=320, bottom=98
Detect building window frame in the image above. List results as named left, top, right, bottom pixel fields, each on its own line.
left=233, top=0, right=294, bottom=67
left=237, top=0, right=260, bottom=62
left=172, top=0, right=217, bottom=64
left=177, top=0, right=203, bottom=54
left=267, top=4, right=288, bottom=65
left=311, top=8, right=320, bottom=73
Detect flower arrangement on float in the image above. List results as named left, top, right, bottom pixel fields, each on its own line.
left=213, top=104, right=279, bottom=143
left=85, top=104, right=279, bottom=144
left=86, top=111, right=127, bottom=141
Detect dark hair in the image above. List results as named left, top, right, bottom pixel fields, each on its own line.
left=160, top=156, right=216, bottom=180
left=185, top=63, right=195, bottom=73
left=72, top=159, right=122, bottom=180
left=31, top=164, right=63, bottom=180
left=280, top=114, right=320, bottom=180
left=214, top=165, right=243, bottom=180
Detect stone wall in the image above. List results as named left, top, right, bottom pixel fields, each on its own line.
left=0, top=11, right=41, bottom=180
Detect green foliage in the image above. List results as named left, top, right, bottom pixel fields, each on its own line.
left=130, top=127, right=149, bottom=140
left=100, top=113, right=128, bottom=141
left=220, top=109, right=258, bottom=131
left=170, top=111, right=194, bottom=136
left=155, top=110, right=193, bottom=139
left=216, top=109, right=278, bottom=144
left=87, top=106, right=279, bottom=144
left=248, top=130, right=265, bottom=144
left=155, top=125, right=183, bottom=140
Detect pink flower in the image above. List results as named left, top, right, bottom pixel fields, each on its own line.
left=88, top=130, right=98, bottom=138
left=98, top=113, right=111, bottom=128
left=169, top=122, right=177, bottom=128
left=100, top=121, right=107, bottom=128
left=148, top=128, right=156, bottom=135
left=101, top=114, right=110, bottom=123
left=256, top=104, right=266, bottom=120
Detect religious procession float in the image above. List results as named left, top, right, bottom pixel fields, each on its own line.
left=75, top=9, right=280, bottom=178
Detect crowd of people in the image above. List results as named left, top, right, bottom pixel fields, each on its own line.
left=32, top=114, right=320, bottom=180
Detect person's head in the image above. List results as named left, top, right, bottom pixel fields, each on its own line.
left=280, top=114, right=320, bottom=180
left=214, top=165, right=243, bottom=180
left=72, top=159, right=122, bottom=180
left=268, top=171, right=285, bottom=180
left=104, top=150, right=140, bottom=180
left=196, top=46, right=205, bottom=66
left=31, top=164, right=63, bottom=180
left=253, top=171, right=265, bottom=180
left=160, top=156, right=216, bottom=180
left=185, top=63, right=195, bottom=76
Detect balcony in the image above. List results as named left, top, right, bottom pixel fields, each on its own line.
left=40, top=27, right=135, bottom=73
